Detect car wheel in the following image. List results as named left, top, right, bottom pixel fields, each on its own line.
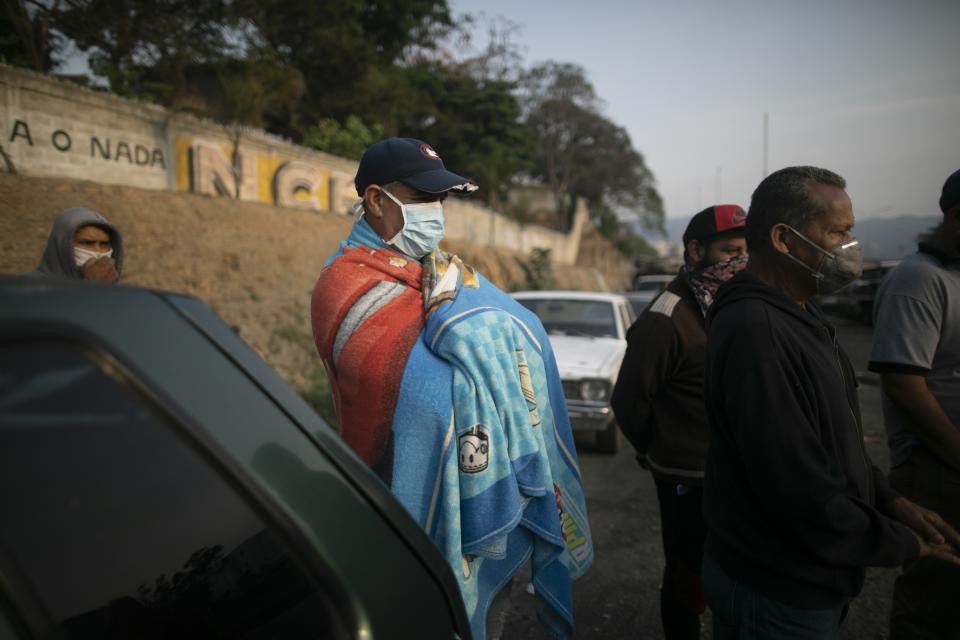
left=595, top=421, right=620, bottom=454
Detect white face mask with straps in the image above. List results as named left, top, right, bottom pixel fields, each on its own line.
left=74, top=246, right=113, bottom=267
left=380, top=188, right=445, bottom=259
left=782, top=225, right=863, bottom=295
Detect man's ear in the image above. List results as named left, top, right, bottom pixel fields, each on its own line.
left=770, top=223, right=792, bottom=255
left=363, top=185, right=384, bottom=219
left=686, top=239, right=705, bottom=264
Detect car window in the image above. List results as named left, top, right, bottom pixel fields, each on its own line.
left=516, top=299, right=618, bottom=338
left=635, top=281, right=663, bottom=292
left=0, top=341, right=349, bottom=640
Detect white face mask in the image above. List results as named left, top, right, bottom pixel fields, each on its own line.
left=380, top=189, right=445, bottom=259
left=74, top=246, right=113, bottom=267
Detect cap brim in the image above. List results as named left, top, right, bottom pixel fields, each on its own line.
left=402, top=168, right=478, bottom=194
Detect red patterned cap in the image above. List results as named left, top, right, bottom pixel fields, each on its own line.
left=683, top=204, right=747, bottom=246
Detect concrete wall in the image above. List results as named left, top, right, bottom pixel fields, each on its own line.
left=0, top=64, right=584, bottom=264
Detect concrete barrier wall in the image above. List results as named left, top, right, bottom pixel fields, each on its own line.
left=0, top=64, right=584, bottom=264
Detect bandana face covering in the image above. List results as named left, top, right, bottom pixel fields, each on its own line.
left=685, top=254, right=749, bottom=316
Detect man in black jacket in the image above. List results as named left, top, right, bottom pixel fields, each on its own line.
left=701, top=166, right=960, bottom=639
left=612, top=204, right=747, bottom=640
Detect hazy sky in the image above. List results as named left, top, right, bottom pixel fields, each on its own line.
left=449, top=0, right=960, bottom=222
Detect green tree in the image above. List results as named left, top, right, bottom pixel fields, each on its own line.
left=302, top=115, right=384, bottom=161
left=235, top=0, right=452, bottom=138
left=216, top=49, right=305, bottom=129
left=51, top=0, right=239, bottom=102
left=46, top=0, right=304, bottom=128
left=522, top=62, right=664, bottom=236
left=397, top=61, right=533, bottom=208
left=1, top=0, right=64, bottom=72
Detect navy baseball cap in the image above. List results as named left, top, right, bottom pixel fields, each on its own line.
left=354, top=138, right=478, bottom=196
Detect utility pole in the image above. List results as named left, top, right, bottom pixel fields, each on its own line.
left=762, top=112, right=769, bottom=178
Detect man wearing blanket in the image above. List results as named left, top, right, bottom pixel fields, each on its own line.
left=310, top=138, right=593, bottom=639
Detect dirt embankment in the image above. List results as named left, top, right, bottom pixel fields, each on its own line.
left=1, top=173, right=627, bottom=412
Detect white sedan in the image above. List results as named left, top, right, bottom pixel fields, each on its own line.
left=511, top=291, right=635, bottom=453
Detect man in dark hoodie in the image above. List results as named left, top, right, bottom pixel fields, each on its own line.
left=868, top=168, right=960, bottom=639
left=611, top=204, right=747, bottom=640
left=701, top=166, right=960, bottom=639
left=31, top=207, right=123, bottom=282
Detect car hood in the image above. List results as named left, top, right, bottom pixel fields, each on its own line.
left=548, top=335, right=626, bottom=380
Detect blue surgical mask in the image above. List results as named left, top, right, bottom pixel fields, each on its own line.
left=381, top=188, right=445, bottom=259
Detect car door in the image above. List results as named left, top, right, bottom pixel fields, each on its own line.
left=0, top=279, right=470, bottom=640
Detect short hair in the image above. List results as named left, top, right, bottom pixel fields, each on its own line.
left=745, top=166, right=846, bottom=251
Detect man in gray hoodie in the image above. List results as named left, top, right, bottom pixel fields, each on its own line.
left=31, top=207, right=123, bottom=283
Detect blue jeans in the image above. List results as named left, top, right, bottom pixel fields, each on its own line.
left=703, top=555, right=847, bottom=640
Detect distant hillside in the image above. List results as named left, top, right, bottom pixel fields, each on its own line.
left=659, top=213, right=939, bottom=260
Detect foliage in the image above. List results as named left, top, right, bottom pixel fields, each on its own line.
left=1, top=0, right=64, bottom=72
left=594, top=209, right=659, bottom=258
left=216, top=50, right=305, bottom=129
left=517, top=247, right=554, bottom=291
left=397, top=61, right=534, bottom=207
left=54, top=0, right=239, bottom=100
left=303, top=116, right=385, bottom=161
left=521, top=62, right=664, bottom=240
left=5, top=1, right=666, bottom=259
left=233, top=0, right=452, bottom=136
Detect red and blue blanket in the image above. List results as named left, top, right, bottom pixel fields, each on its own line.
left=311, top=219, right=593, bottom=639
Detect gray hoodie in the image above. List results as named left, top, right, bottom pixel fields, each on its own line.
left=30, top=207, right=124, bottom=279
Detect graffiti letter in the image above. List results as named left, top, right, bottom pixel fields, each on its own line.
left=51, top=129, right=72, bottom=152
left=191, top=142, right=234, bottom=197
left=9, top=120, right=32, bottom=145
left=115, top=142, right=132, bottom=163
left=189, top=141, right=258, bottom=200
left=151, top=149, right=165, bottom=169
left=134, top=144, right=150, bottom=166
left=274, top=161, right=324, bottom=211
left=329, top=171, right=357, bottom=215
left=91, top=137, right=111, bottom=160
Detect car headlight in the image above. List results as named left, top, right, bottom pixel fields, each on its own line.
left=580, top=379, right=611, bottom=402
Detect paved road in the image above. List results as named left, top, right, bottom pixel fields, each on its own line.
left=500, top=315, right=899, bottom=639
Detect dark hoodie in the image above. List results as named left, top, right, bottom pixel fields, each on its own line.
left=702, top=270, right=918, bottom=609
left=29, top=207, right=124, bottom=280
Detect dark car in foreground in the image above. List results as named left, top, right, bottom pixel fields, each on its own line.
left=0, top=278, right=470, bottom=639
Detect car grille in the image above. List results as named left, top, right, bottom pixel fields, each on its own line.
left=562, top=380, right=579, bottom=400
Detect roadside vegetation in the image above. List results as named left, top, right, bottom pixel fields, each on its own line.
left=2, top=0, right=663, bottom=256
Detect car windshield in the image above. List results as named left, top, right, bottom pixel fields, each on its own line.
left=517, top=298, right=618, bottom=339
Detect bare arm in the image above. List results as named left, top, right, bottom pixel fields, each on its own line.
left=880, top=372, right=960, bottom=473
